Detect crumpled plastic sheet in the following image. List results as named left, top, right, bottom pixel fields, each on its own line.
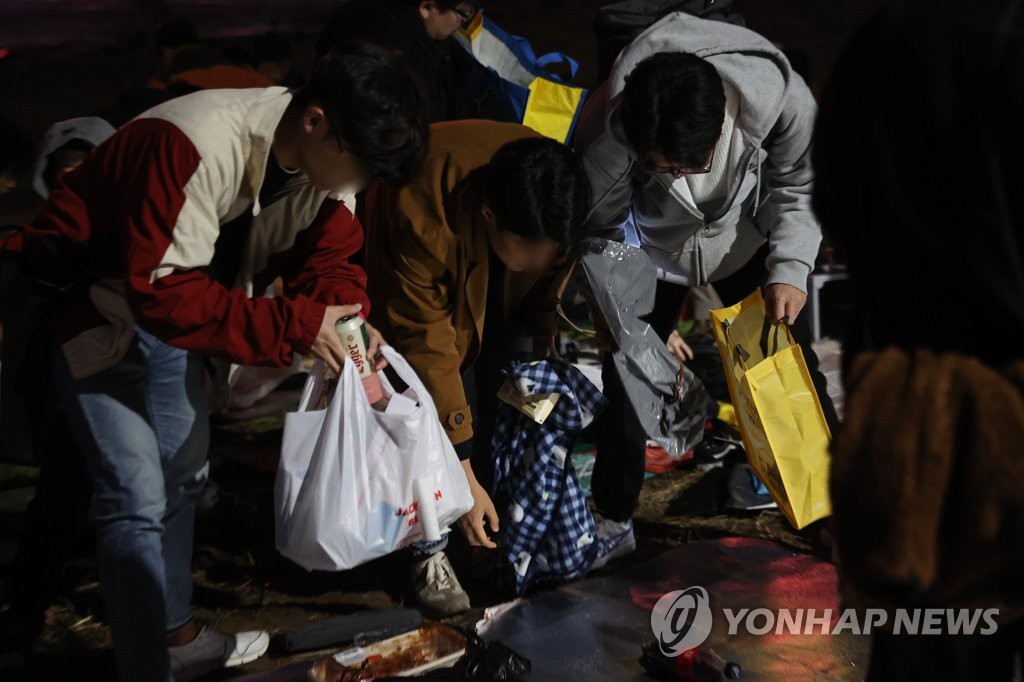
left=579, top=238, right=708, bottom=456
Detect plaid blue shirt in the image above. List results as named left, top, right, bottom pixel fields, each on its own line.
left=490, top=360, right=608, bottom=594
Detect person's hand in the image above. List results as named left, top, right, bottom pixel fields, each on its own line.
left=364, top=320, right=389, bottom=371
left=764, top=283, right=808, bottom=324
left=666, top=330, right=694, bottom=368
left=310, top=304, right=363, bottom=374
left=456, top=460, right=499, bottom=549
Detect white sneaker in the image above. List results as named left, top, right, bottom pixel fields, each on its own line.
left=591, top=512, right=637, bottom=570
left=411, top=551, right=471, bottom=618
left=168, top=624, right=270, bottom=680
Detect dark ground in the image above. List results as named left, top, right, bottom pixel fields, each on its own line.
left=0, top=1, right=878, bottom=679
left=0, top=421, right=836, bottom=680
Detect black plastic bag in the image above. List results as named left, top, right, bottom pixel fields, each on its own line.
left=463, top=634, right=531, bottom=680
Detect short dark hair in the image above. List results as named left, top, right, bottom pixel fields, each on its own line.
left=620, top=52, right=725, bottom=168
left=478, top=137, right=591, bottom=253
left=298, top=42, right=428, bottom=185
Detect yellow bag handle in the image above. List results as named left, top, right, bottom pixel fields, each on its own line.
left=722, top=308, right=787, bottom=370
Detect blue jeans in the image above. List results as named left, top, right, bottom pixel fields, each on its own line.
left=411, top=534, right=448, bottom=559
left=54, top=327, right=209, bottom=681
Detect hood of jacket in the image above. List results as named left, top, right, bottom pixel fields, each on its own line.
left=605, top=12, right=795, bottom=150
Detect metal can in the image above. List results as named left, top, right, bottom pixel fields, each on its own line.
left=335, top=314, right=385, bottom=405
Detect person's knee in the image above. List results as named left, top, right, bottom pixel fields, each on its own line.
left=92, top=480, right=168, bottom=534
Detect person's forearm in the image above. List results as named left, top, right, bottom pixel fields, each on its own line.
left=460, top=458, right=479, bottom=486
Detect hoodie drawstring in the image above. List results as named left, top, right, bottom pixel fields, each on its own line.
left=751, top=159, right=763, bottom=218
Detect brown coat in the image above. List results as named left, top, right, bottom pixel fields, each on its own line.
left=364, top=120, right=558, bottom=447
left=831, top=348, right=1024, bottom=625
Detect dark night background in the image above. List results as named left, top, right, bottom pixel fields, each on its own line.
left=0, top=0, right=882, bottom=138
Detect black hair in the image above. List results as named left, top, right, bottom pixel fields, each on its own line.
left=155, top=17, right=198, bottom=51
left=296, top=42, right=428, bottom=185
left=620, top=52, right=726, bottom=168
left=478, top=137, right=591, bottom=253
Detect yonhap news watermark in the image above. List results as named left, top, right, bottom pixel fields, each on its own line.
left=651, top=587, right=1000, bottom=657
left=719, top=606, right=1000, bottom=637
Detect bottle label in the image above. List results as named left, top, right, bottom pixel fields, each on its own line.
left=335, top=316, right=372, bottom=380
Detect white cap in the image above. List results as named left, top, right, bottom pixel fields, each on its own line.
left=32, top=116, right=116, bottom=198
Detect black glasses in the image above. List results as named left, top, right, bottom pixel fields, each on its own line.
left=647, top=143, right=717, bottom=179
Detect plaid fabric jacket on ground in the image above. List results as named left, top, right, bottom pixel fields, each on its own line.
left=491, top=359, right=608, bottom=594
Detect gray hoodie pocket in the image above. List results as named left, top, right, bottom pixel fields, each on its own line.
left=702, top=214, right=768, bottom=284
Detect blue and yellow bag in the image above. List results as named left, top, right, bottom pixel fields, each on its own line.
left=457, top=13, right=588, bottom=144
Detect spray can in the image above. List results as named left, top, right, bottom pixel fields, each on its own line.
left=335, top=314, right=385, bottom=406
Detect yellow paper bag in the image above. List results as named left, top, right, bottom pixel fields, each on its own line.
left=709, top=289, right=832, bottom=529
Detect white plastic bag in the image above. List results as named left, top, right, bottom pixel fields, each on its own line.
left=275, top=346, right=474, bottom=571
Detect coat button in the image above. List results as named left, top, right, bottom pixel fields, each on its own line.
left=455, top=413, right=465, bottom=425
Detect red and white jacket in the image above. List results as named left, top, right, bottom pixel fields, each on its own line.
left=15, top=87, right=369, bottom=378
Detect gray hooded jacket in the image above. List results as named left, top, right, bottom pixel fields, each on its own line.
left=577, top=12, right=821, bottom=291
